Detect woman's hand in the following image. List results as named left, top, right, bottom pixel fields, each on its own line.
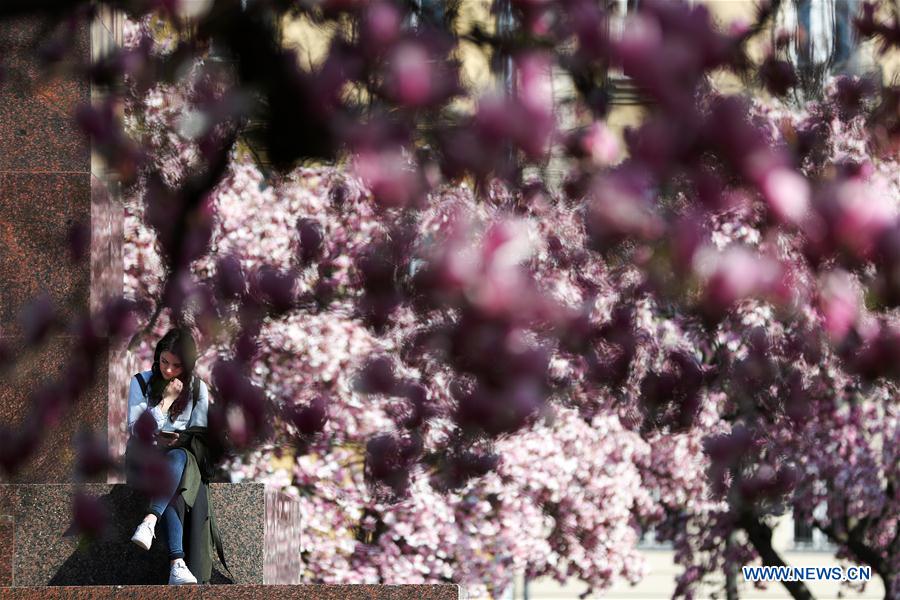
left=160, top=378, right=183, bottom=413
left=156, top=431, right=179, bottom=448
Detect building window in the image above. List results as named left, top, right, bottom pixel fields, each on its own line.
left=791, top=504, right=833, bottom=551
left=603, top=0, right=646, bottom=106
left=775, top=0, right=861, bottom=85
left=793, top=516, right=814, bottom=544
left=638, top=525, right=674, bottom=549
left=405, top=0, right=450, bottom=31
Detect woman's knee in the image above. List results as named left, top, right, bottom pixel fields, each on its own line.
left=166, top=447, right=188, bottom=465
left=166, top=448, right=187, bottom=460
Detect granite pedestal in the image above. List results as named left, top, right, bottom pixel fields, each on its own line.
left=0, top=483, right=301, bottom=586
left=0, top=14, right=114, bottom=484
left=0, top=584, right=464, bottom=599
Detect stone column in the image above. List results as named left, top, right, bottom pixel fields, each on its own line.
left=0, top=13, right=122, bottom=483
left=90, top=7, right=130, bottom=483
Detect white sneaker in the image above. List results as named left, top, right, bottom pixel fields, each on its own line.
left=169, top=559, right=198, bottom=585
left=130, top=520, right=155, bottom=550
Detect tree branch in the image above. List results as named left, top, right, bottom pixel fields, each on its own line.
left=739, top=511, right=816, bottom=600
left=127, top=299, right=163, bottom=351
left=816, top=519, right=889, bottom=593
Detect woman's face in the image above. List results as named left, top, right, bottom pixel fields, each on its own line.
left=159, top=350, right=184, bottom=381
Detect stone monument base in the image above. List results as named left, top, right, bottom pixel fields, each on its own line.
left=0, top=483, right=300, bottom=586
left=0, top=584, right=463, bottom=599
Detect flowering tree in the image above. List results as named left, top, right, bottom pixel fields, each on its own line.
left=3, top=0, right=900, bottom=597
left=124, top=127, right=661, bottom=594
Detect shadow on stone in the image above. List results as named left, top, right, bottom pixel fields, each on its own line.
left=2, top=483, right=271, bottom=585
left=47, top=486, right=233, bottom=585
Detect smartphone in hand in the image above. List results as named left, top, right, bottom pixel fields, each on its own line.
left=156, top=431, right=179, bottom=447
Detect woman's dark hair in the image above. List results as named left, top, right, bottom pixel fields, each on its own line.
left=148, top=327, right=198, bottom=422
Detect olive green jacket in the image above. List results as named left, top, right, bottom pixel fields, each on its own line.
left=169, top=427, right=230, bottom=584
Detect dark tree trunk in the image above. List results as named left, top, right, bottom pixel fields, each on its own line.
left=739, top=512, right=815, bottom=600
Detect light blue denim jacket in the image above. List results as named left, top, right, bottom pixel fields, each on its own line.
left=126, top=370, right=209, bottom=435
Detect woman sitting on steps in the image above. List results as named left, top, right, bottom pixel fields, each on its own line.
left=125, top=326, right=217, bottom=585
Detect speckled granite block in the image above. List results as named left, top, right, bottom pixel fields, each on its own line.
left=107, top=349, right=142, bottom=485
left=90, top=173, right=125, bottom=480
left=208, top=483, right=265, bottom=584
left=0, top=17, right=90, bottom=173
left=0, top=516, right=13, bottom=586
left=0, top=335, right=108, bottom=483
left=264, top=488, right=302, bottom=584
left=0, top=92, right=89, bottom=173
left=0, top=483, right=300, bottom=586
left=0, top=173, right=90, bottom=333
left=0, top=585, right=463, bottom=599
left=0, top=10, right=123, bottom=482
left=89, top=174, right=123, bottom=315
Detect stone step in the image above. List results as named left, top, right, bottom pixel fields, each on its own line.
left=0, top=585, right=463, bottom=599
left=0, top=483, right=301, bottom=586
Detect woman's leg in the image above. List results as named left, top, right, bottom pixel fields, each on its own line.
left=131, top=447, right=188, bottom=552
left=162, top=504, right=185, bottom=561
left=147, top=448, right=188, bottom=519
